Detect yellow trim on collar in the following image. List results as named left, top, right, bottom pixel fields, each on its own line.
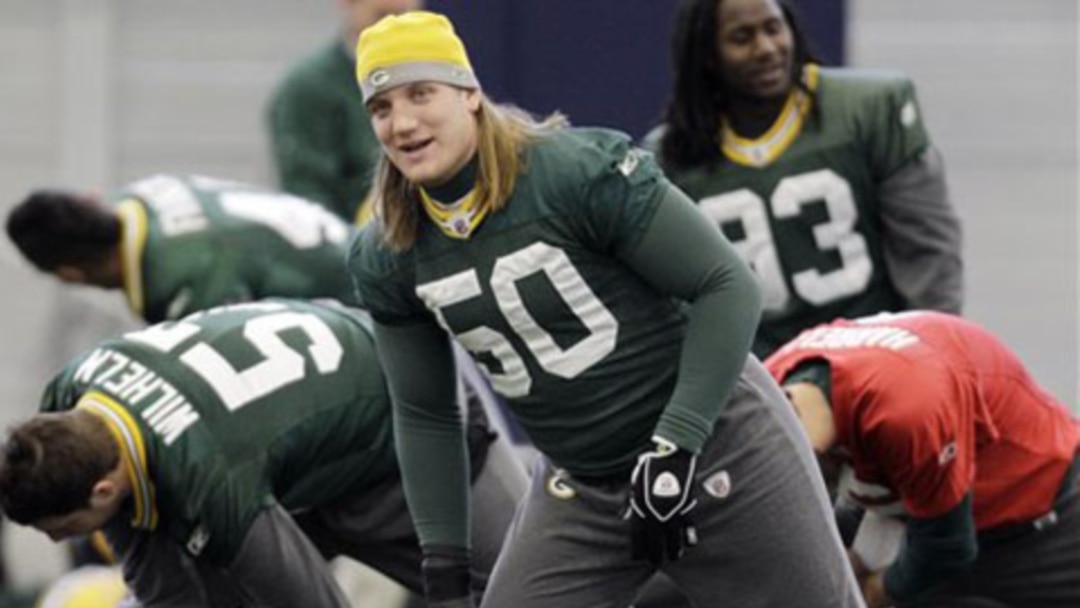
left=419, top=187, right=488, bottom=240
left=77, top=391, right=158, bottom=530
left=720, top=64, right=820, bottom=168
left=115, top=199, right=149, bottom=317
left=89, top=530, right=118, bottom=564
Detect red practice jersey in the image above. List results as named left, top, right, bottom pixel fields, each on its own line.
left=765, top=311, right=1079, bottom=530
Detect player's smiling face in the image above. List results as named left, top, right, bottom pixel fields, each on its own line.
left=715, top=0, right=795, bottom=101
left=368, top=82, right=482, bottom=187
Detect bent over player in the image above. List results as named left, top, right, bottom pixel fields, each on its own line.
left=766, top=311, right=1080, bottom=607
left=0, top=299, right=526, bottom=608
left=7, top=174, right=357, bottom=323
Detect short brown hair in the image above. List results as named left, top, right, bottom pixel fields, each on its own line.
left=0, top=412, right=118, bottom=524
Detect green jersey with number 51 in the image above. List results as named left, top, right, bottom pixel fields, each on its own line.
left=660, top=67, right=930, bottom=356
left=111, top=174, right=358, bottom=323
left=38, top=299, right=394, bottom=565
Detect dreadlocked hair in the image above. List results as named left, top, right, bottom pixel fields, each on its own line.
left=659, top=0, right=819, bottom=170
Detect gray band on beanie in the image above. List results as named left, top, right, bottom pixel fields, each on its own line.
left=360, top=61, right=480, bottom=102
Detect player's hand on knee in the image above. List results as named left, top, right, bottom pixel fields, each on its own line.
left=627, top=436, right=699, bottom=566
left=422, top=546, right=476, bottom=608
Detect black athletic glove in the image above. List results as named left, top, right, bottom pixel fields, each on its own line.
left=422, top=546, right=475, bottom=608
left=628, top=436, right=699, bottom=566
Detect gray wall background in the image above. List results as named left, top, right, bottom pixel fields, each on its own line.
left=0, top=0, right=1075, bottom=586
left=851, top=0, right=1078, bottom=412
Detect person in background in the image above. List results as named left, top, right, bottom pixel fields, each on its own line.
left=349, top=11, right=862, bottom=608
left=267, top=0, right=421, bottom=223
left=765, top=311, right=1080, bottom=607
left=6, top=174, right=357, bottom=324
left=651, top=0, right=963, bottom=357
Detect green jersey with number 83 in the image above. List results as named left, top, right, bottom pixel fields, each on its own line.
left=660, top=67, right=930, bottom=356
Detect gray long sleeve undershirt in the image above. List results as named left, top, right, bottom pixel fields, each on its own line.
left=879, top=146, right=964, bottom=313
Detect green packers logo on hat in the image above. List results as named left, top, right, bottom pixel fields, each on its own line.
left=370, top=69, right=392, bottom=88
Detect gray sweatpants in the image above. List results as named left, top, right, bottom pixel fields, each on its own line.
left=109, top=433, right=528, bottom=608
left=480, top=357, right=865, bottom=608
left=299, top=432, right=529, bottom=596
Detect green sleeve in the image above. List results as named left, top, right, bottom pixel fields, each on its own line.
left=621, top=182, right=762, bottom=453
left=266, top=70, right=351, bottom=219
left=346, top=228, right=427, bottom=325
left=372, top=320, right=471, bottom=551
left=861, top=74, right=931, bottom=180
left=884, top=493, right=978, bottom=602
left=38, top=357, right=88, bottom=413
left=347, top=228, right=469, bottom=548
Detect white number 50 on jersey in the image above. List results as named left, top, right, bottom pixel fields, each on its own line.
left=699, top=169, right=872, bottom=311
left=416, top=242, right=619, bottom=398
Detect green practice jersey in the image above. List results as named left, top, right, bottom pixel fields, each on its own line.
left=355, top=129, right=696, bottom=476
left=111, top=174, right=357, bottom=323
left=39, top=299, right=395, bottom=565
left=659, top=68, right=931, bottom=356
left=267, top=39, right=382, bottom=222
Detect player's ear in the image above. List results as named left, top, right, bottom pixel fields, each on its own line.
left=89, top=478, right=119, bottom=508
left=89, top=465, right=126, bottom=509
left=464, top=88, right=481, bottom=113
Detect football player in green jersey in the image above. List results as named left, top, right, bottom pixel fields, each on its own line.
left=267, top=0, right=421, bottom=223
left=651, top=0, right=964, bottom=357
left=6, top=174, right=358, bottom=324
left=0, top=299, right=526, bottom=608
left=348, top=11, right=862, bottom=608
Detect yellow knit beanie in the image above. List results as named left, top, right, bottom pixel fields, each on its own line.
left=356, top=11, right=479, bottom=102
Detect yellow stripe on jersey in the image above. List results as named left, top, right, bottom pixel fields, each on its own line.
left=115, top=199, right=149, bottom=318
left=89, top=530, right=117, bottom=565
left=419, top=187, right=488, bottom=240
left=720, top=63, right=821, bottom=168
left=77, top=392, right=158, bottom=530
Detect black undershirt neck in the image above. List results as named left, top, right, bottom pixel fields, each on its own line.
left=423, top=155, right=479, bottom=204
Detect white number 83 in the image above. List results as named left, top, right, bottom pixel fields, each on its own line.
left=698, top=169, right=872, bottom=311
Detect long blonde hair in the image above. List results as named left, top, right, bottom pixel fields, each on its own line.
left=372, top=96, right=568, bottom=252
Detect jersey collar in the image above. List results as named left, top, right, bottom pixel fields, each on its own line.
left=116, top=199, right=149, bottom=318
left=419, top=156, right=488, bottom=240
left=720, top=63, right=820, bottom=168
left=419, top=187, right=488, bottom=240
left=77, top=391, right=159, bottom=530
